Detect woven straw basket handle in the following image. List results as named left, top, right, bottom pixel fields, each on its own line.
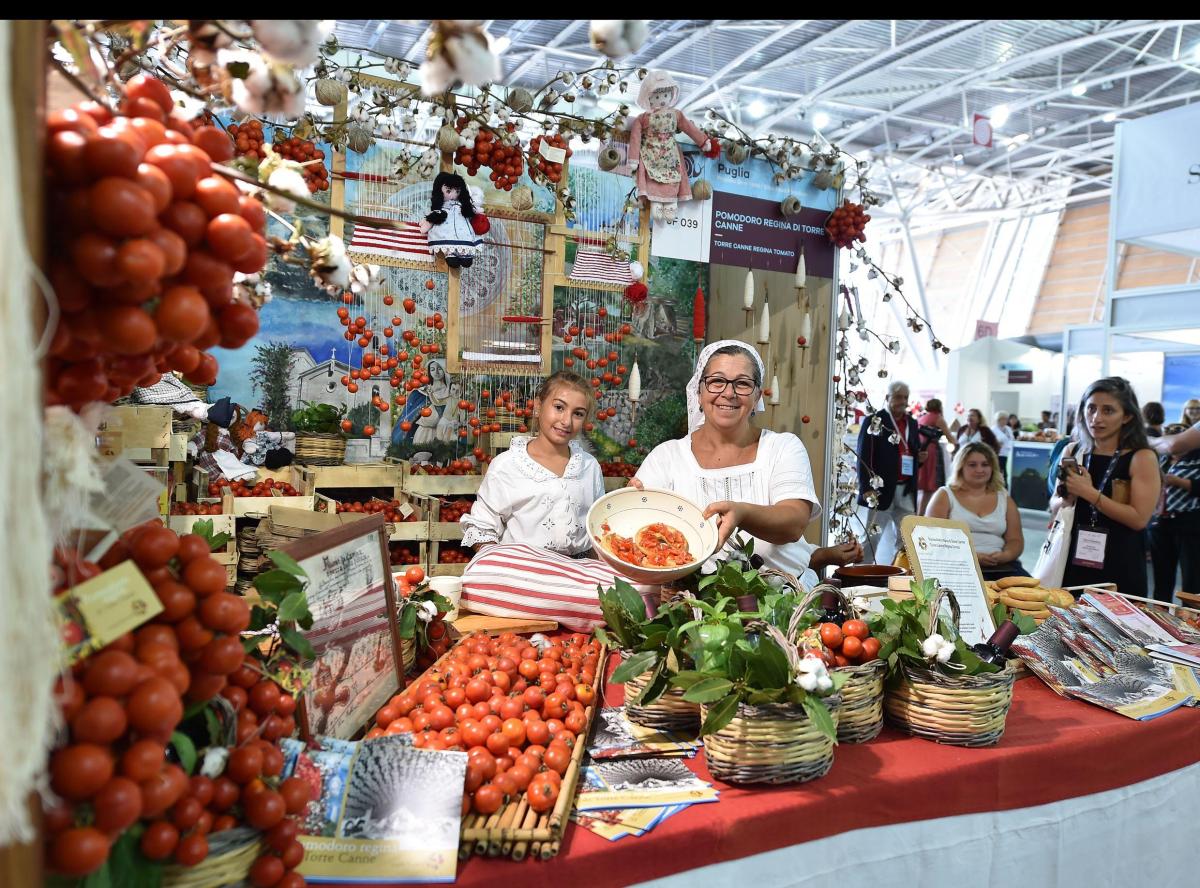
left=786, top=582, right=855, bottom=644
left=926, top=582, right=962, bottom=637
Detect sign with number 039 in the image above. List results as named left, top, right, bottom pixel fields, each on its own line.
left=650, top=195, right=712, bottom=263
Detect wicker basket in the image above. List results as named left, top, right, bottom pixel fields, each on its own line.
left=701, top=695, right=841, bottom=785
left=162, top=828, right=261, bottom=887
left=294, top=431, right=346, bottom=466
left=882, top=585, right=1016, bottom=747
left=623, top=669, right=701, bottom=734
left=778, top=576, right=887, bottom=744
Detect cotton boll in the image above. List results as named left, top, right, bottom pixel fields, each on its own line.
left=589, top=20, right=648, bottom=58
left=266, top=167, right=309, bottom=213
left=922, top=633, right=945, bottom=658
left=250, top=20, right=322, bottom=67
left=628, top=260, right=644, bottom=282
left=936, top=642, right=955, bottom=664
left=798, top=672, right=818, bottom=692
left=816, top=675, right=833, bottom=693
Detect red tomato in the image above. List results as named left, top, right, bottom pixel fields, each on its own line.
left=819, top=623, right=844, bottom=649
left=842, top=619, right=870, bottom=640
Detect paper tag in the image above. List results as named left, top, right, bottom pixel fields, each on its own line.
left=538, top=139, right=567, bottom=164
left=97, top=429, right=123, bottom=459
left=398, top=501, right=415, bottom=519
left=1072, top=527, right=1108, bottom=569
left=57, top=561, right=163, bottom=665
left=900, top=454, right=915, bottom=477
left=90, top=458, right=167, bottom=532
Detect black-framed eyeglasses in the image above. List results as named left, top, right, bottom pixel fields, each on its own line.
left=702, top=376, right=758, bottom=396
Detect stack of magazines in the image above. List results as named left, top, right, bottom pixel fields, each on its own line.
left=570, top=708, right=714, bottom=841
left=1011, top=589, right=1200, bottom=721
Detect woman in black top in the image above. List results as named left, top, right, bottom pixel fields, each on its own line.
left=1150, top=424, right=1200, bottom=602
left=1054, top=377, right=1161, bottom=597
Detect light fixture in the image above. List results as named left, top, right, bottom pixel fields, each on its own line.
left=812, top=110, right=831, bottom=129
left=1102, top=111, right=1118, bottom=123
left=1100, top=80, right=1114, bottom=91
left=1013, top=132, right=1030, bottom=144
left=1070, top=82, right=1087, bottom=97
left=1034, top=125, right=1047, bottom=136
left=747, top=98, right=769, bottom=119
left=990, top=104, right=1010, bottom=127
left=953, top=152, right=964, bottom=162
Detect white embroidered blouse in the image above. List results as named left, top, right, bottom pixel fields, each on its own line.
left=634, top=429, right=822, bottom=580
left=459, top=436, right=605, bottom=555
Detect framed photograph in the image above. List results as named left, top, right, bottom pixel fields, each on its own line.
left=282, top=513, right=405, bottom=741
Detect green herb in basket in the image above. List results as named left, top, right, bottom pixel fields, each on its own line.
left=868, top=578, right=1005, bottom=680
left=290, top=400, right=347, bottom=434
left=668, top=614, right=847, bottom=740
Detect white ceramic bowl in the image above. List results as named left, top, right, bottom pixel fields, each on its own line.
left=586, top=487, right=719, bottom=584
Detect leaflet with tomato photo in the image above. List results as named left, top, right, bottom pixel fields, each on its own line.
left=574, top=759, right=719, bottom=811
left=296, top=735, right=467, bottom=884
left=1081, top=591, right=1177, bottom=647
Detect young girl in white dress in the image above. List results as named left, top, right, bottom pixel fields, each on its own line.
left=460, top=371, right=604, bottom=555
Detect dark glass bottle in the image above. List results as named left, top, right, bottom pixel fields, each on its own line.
left=818, top=588, right=847, bottom=625
left=971, top=620, right=1019, bottom=668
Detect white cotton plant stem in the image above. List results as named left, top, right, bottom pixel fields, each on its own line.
left=758, top=298, right=770, bottom=344
left=0, top=19, right=58, bottom=843
left=742, top=267, right=754, bottom=311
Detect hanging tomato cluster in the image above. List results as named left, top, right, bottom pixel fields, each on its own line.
left=825, top=200, right=871, bottom=248
left=274, top=135, right=330, bottom=193
left=453, top=118, right=524, bottom=190
left=529, top=133, right=571, bottom=185
left=228, top=118, right=267, bottom=160
left=44, top=74, right=266, bottom=411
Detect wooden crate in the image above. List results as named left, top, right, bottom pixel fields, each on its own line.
left=167, top=515, right=237, bottom=564
left=428, top=496, right=471, bottom=542
left=297, top=462, right=403, bottom=498
left=221, top=494, right=315, bottom=518
left=429, top=539, right=471, bottom=576
left=399, top=460, right=485, bottom=496
left=97, top=406, right=172, bottom=461
left=312, top=491, right=433, bottom=542
left=401, top=634, right=607, bottom=860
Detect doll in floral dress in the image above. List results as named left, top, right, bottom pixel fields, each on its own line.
left=628, top=70, right=714, bottom=222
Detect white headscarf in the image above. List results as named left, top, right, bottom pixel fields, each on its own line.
left=686, top=339, right=766, bottom=434
left=636, top=69, right=681, bottom=111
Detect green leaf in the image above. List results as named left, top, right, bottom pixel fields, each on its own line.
left=397, top=603, right=418, bottom=639
left=249, top=605, right=274, bottom=632
left=170, top=731, right=197, bottom=775
left=1010, top=609, right=1038, bottom=636
left=278, top=592, right=311, bottom=624
left=208, top=532, right=232, bottom=551
left=107, top=829, right=162, bottom=888
left=280, top=626, right=315, bottom=660
left=750, top=635, right=791, bottom=689
left=668, top=670, right=707, bottom=689
left=193, top=518, right=214, bottom=538
left=631, top=662, right=670, bottom=706
left=992, top=602, right=1008, bottom=627
left=614, top=579, right=648, bottom=622
left=745, top=688, right=786, bottom=705
left=802, top=694, right=837, bottom=742
left=699, top=693, right=740, bottom=735
left=592, top=626, right=614, bottom=647
left=268, top=550, right=307, bottom=577
left=954, top=637, right=1000, bottom=675
left=682, top=676, right=734, bottom=703
left=226, top=60, right=251, bottom=79
left=255, top=569, right=300, bottom=605
left=610, top=650, right=658, bottom=684
left=241, top=635, right=262, bottom=653
left=203, top=706, right=223, bottom=747
left=637, top=629, right=668, bottom=653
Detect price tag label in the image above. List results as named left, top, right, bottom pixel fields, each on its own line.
left=58, top=561, right=163, bottom=665
left=538, top=139, right=566, bottom=164
left=398, top=501, right=415, bottom=519
left=90, top=457, right=167, bottom=532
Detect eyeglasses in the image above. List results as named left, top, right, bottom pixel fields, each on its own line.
left=702, top=376, right=758, bottom=396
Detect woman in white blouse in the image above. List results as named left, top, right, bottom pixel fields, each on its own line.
left=991, top=411, right=1014, bottom=482
left=630, top=340, right=822, bottom=582
left=460, top=372, right=604, bottom=555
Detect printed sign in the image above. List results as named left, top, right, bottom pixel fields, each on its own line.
left=710, top=192, right=834, bottom=275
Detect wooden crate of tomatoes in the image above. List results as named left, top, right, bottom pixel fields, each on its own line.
left=367, top=631, right=606, bottom=860
left=400, top=459, right=485, bottom=497
left=429, top=496, right=473, bottom=542
left=431, top=541, right=472, bottom=576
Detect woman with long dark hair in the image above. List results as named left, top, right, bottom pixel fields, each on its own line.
left=957, top=408, right=999, bottom=453
left=1054, top=377, right=1161, bottom=596
left=419, top=171, right=481, bottom=268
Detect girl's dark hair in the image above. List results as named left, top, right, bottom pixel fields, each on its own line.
left=978, top=425, right=1000, bottom=452
left=925, top=398, right=943, bottom=414
left=1073, top=376, right=1151, bottom=454
left=531, top=371, right=595, bottom=435
left=426, top=172, right=476, bottom=225
left=1142, top=401, right=1164, bottom=426
left=702, top=344, right=762, bottom=387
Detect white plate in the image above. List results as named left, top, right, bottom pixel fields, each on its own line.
left=586, top=487, right=719, bottom=585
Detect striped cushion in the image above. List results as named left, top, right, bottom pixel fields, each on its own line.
left=461, top=544, right=616, bottom=632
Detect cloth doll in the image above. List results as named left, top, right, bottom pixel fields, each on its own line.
left=628, top=70, right=714, bottom=222
left=419, top=172, right=483, bottom=268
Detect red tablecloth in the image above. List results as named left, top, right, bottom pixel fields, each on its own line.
left=431, top=674, right=1200, bottom=887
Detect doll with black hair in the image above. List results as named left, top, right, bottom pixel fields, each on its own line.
left=419, top=171, right=484, bottom=268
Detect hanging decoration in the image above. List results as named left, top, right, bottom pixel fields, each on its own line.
left=692, top=285, right=706, bottom=346
left=628, top=70, right=714, bottom=222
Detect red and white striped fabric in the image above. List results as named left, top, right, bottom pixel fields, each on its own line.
left=348, top=220, right=433, bottom=263
left=568, top=249, right=633, bottom=286
left=461, top=544, right=617, bottom=632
